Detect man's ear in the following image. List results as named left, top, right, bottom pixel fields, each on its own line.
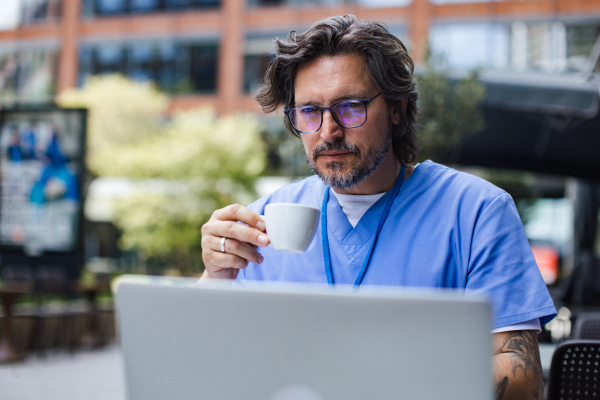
left=391, top=100, right=407, bottom=125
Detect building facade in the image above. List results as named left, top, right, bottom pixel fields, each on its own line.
left=0, top=0, right=599, bottom=115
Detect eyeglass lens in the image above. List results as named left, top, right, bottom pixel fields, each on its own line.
left=290, top=101, right=367, bottom=132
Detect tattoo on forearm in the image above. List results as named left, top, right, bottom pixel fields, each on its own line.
left=497, top=331, right=544, bottom=400
left=495, top=376, right=509, bottom=399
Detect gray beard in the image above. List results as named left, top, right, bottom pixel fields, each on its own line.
left=307, top=138, right=391, bottom=190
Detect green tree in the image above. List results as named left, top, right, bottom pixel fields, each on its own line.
left=57, top=74, right=169, bottom=176
left=415, top=69, right=485, bottom=163
left=58, top=75, right=266, bottom=275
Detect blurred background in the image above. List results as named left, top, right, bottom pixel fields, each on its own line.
left=0, top=0, right=599, bottom=398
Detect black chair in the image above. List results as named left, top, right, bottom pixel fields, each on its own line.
left=573, top=313, right=600, bottom=340
left=547, top=340, right=600, bottom=400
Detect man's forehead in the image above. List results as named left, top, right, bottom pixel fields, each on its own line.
left=293, top=53, right=374, bottom=104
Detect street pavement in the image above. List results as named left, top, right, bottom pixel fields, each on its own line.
left=0, top=343, right=127, bottom=400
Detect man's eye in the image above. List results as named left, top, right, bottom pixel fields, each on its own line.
left=338, top=101, right=360, bottom=110
left=299, top=107, right=317, bottom=114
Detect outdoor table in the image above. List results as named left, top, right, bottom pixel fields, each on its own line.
left=76, top=281, right=111, bottom=349
left=0, top=282, right=33, bottom=363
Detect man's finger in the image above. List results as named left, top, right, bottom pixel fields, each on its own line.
left=213, top=204, right=265, bottom=232
left=204, top=250, right=250, bottom=270
left=210, top=220, right=269, bottom=248
left=215, top=236, right=264, bottom=264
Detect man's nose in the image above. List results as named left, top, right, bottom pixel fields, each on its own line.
left=319, top=110, right=344, bottom=142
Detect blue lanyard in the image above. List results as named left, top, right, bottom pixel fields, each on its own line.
left=321, top=164, right=406, bottom=287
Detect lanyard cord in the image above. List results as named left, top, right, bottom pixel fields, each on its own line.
left=321, top=164, right=406, bottom=287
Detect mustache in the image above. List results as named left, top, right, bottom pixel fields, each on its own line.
left=312, top=140, right=361, bottom=160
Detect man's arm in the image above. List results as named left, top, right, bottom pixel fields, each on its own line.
left=492, top=330, right=544, bottom=400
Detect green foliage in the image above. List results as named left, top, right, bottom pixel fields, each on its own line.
left=58, top=74, right=169, bottom=176
left=113, top=190, right=208, bottom=270
left=261, top=120, right=312, bottom=177
left=58, top=75, right=266, bottom=275
left=415, top=69, right=485, bottom=163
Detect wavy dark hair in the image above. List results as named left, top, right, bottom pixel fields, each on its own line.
left=256, top=14, right=419, bottom=165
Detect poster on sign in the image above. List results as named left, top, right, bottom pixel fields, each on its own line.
left=0, top=108, right=87, bottom=255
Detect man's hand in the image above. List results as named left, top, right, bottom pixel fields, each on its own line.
left=492, top=330, right=544, bottom=400
left=200, top=204, right=269, bottom=281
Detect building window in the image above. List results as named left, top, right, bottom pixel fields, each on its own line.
left=129, top=42, right=157, bottom=81
left=186, top=43, right=218, bottom=93
left=247, top=0, right=286, bottom=7
left=83, top=0, right=219, bottom=16
left=244, top=54, right=272, bottom=93
left=247, top=0, right=410, bottom=7
left=21, top=0, right=62, bottom=24
left=243, top=37, right=278, bottom=93
left=164, top=0, right=193, bottom=8
left=96, top=44, right=128, bottom=74
left=129, top=41, right=179, bottom=90
left=131, top=0, right=160, bottom=13
left=567, top=24, right=600, bottom=72
left=78, top=41, right=218, bottom=94
left=96, top=0, right=127, bottom=14
left=430, top=23, right=509, bottom=70
left=0, top=50, right=58, bottom=103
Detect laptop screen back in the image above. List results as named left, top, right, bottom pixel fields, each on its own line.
left=116, top=279, right=493, bottom=400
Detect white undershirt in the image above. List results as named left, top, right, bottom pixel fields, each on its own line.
left=330, top=190, right=386, bottom=228
left=329, top=177, right=541, bottom=333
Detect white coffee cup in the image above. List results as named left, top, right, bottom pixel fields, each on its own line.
left=263, top=203, right=320, bottom=253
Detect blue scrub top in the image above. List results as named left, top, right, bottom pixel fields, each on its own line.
left=237, top=161, right=556, bottom=329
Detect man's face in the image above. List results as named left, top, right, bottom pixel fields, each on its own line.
left=293, top=53, right=399, bottom=192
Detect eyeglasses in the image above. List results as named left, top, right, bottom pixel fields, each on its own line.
left=284, top=92, right=383, bottom=134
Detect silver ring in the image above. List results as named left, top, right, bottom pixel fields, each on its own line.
left=220, top=237, right=226, bottom=253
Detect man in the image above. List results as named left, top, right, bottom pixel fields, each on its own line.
left=200, top=15, right=556, bottom=400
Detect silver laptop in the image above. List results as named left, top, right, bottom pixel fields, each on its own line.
left=116, top=277, right=493, bottom=400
